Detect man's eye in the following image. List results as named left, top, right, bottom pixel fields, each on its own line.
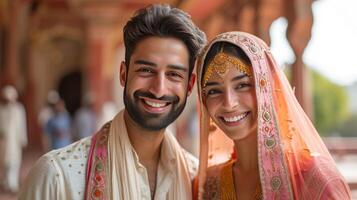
left=136, top=67, right=153, bottom=73
left=167, top=71, right=183, bottom=78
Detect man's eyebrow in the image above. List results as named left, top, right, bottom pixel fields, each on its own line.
left=134, top=60, right=188, bottom=72
left=168, top=64, right=187, bottom=72
left=133, top=60, right=187, bottom=72
left=134, top=59, right=157, bottom=66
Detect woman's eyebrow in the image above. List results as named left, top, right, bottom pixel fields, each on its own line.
left=231, top=74, right=248, bottom=81
left=204, top=74, right=248, bottom=87
left=206, top=74, right=248, bottom=86
left=204, top=81, right=219, bottom=87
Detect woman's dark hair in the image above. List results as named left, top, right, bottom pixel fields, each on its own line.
left=202, top=42, right=251, bottom=84
left=123, top=4, right=206, bottom=76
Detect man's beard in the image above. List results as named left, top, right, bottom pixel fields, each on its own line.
left=124, top=89, right=187, bottom=131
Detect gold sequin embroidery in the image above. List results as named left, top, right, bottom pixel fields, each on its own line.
left=203, top=52, right=252, bottom=87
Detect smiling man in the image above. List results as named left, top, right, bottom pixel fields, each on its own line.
left=123, top=36, right=191, bottom=131
left=19, top=4, right=206, bottom=200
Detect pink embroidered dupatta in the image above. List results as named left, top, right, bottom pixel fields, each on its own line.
left=85, top=122, right=111, bottom=200
left=196, top=32, right=351, bottom=200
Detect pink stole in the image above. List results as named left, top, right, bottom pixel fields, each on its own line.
left=85, top=122, right=111, bottom=200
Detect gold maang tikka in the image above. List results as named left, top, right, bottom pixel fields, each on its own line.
left=203, top=50, right=252, bottom=87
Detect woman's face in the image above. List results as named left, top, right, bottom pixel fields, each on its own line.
left=202, top=56, right=258, bottom=141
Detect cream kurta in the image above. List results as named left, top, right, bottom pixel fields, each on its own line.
left=19, top=110, right=198, bottom=200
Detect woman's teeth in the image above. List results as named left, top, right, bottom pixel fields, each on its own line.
left=223, top=112, right=248, bottom=122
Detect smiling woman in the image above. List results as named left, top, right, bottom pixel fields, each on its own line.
left=202, top=42, right=256, bottom=142
left=194, top=31, right=351, bottom=200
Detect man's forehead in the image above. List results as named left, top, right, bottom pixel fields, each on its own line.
left=135, top=36, right=188, bottom=51
left=130, top=39, right=189, bottom=68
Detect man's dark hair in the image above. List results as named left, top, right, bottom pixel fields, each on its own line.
left=123, top=4, right=206, bottom=76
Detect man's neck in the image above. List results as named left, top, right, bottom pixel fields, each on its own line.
left=123, top=110, right=165, bottom=163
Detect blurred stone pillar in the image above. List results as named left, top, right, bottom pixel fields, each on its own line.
left=23, top=38, right=42, bottom=149
left=78, top=1, right=128, bottom=114
left=1, top=0, right=42, bottom=149
left=257, top=0, right=283, bottom=45
left=1, top=0, right=22, bottom=86
left=86, top=26, right=105, bottom=114
left=286, top=0, right=314, bottom=118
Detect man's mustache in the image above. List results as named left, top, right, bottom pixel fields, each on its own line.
left=134, top=91, right=179, bottom=103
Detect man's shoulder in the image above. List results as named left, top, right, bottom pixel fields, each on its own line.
left=45, top=136, right=92, bottom=168
left=19, top=137, right=93, bottom=199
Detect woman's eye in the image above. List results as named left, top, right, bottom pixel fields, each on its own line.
left=206, top=89, right=221, bottom=96
left=235, top=83, right=251, bottom=89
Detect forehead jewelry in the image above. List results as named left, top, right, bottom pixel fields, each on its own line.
left=203, top=51, right=252, bottom=87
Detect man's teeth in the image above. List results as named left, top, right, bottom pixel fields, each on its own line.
left=145, top=100, right=166, bottom=108
left=223, top=113, right=247, bottom=122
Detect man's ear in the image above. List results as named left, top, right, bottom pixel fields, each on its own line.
left=186, top=73, right=196, bottom=97
left=119, top=61, right=127, bottom=87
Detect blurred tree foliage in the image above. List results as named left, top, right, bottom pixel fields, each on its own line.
left=284, top=66, right=350, bottom=136
left=337, top=114, right=357, bottom=137
left=311, top=70, right=349, bottom=135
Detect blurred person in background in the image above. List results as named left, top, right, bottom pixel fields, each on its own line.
left=38, top=90, right=60, bottom=130
left=194, top=32, right=351, bottom=200
left=38, top=90, right=60, bottom=150
left=0, top=85, right=27, bottom=193
left=72, top=92, right=97, bottom=141
left=45, top=98, right=72, bottom=150
left=19, top=4, right=205, bottom=200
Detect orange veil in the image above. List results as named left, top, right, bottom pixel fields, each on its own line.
left=196, top=32, right=351, bottom=199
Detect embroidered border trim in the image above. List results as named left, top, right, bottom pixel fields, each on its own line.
left=85, top=122, right=111, bottom=200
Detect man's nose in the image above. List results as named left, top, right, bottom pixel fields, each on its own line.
left=148, top=73, right=168, bottom=98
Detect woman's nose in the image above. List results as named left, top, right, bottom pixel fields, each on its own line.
left=222, top=88, right=239, bottom=109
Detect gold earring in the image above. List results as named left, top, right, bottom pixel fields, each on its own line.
left=209, top=118, right=217, bottom=132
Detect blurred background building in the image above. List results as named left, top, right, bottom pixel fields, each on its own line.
left=0, top=0, right=356, bottom=198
